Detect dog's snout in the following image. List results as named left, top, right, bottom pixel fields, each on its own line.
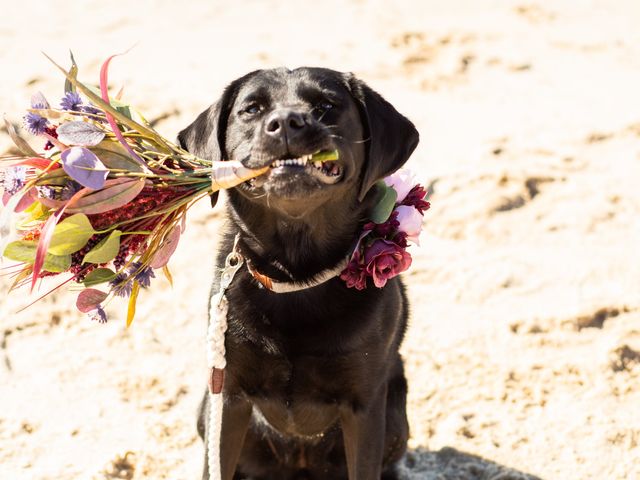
left=265, top=109, right=308, bottom=139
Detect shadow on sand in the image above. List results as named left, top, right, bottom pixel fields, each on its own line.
left=397, top=447, right=543, bottom=480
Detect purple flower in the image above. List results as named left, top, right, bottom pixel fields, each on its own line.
left=24, top=92, right=51, bottom=135
left=363, top=239, right=412, bottom=288
left=60, top=91, right=83, bottom=112
left=31, top=92, right=50, bottom=110
left=88, top=306, right=108, bottom=323
left=1, top=166, right=26, bottom=196
left=60, top=181, right=82, bottom=200
left=23, top=112, right=49, bottom=135
left=110, top=272, right=133, bottom=297
left=340, top=251, right=368, bottom=290
left=129, top=262, right=155, bottom=288
left=35, top=186, right=56, bottom=199
left=394, top=205, right=423, bottom=245
left=82, top=104, right=103, bottom=117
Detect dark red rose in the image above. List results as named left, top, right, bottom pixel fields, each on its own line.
left=364, top=239, right=412, bottom=288
left=340, top=250, right=368, bottom=290
left=401, top=184, right=430, bottom=214
left=363, top=210, right=400, bottom=238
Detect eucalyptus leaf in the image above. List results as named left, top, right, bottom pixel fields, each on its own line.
left=369, top=181, right=398, bottom=224
left=76, top=288, right=108, bottom=313
left=60, top=146, right=109, bottom=189
left=48, top=213, right=96, bottom=255
left=83, top=230, right=121, bottom=264
left=83, top=268, right=116, bottom=286
left=57, top=121, right=105, bottom=147
left=3, top=240, right=71, bottom=272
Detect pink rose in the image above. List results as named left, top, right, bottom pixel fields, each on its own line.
left=394, top=205, right=423, bottom=245
left=384, top=169, right=416, bottom=203
left=364, top=239, right=412, bottom=288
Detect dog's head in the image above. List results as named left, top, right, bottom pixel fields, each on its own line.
left=178, top=68, right=418, bottom=220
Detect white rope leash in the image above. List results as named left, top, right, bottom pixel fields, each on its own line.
left=205, top=237, right=347, bottom=479
left=206, top=246, right=244, bottom=480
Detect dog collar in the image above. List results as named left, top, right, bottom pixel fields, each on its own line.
left=232, top=234, right=350, bottom=293
left=245, top=256, right=349, bottom=293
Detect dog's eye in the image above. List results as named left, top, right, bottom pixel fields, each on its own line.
left=315, top=101, right=334, bottom=115
left=242, top=104, right=261, bottom=115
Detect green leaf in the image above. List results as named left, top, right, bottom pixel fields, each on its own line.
left=3, top=240, right=71, bottom=272
left=369, top=181, right=398, bottom=224
left=83, top=230, right=121, bottom=264
left=64, top=50, right=78, bottom=94
left=48, top=213, right=96, bottom=255
left=83, top=268, right=116, bottom=286
left=92, top=141, right=145, bottom=172
left=86, top=85, right=131, bottom=111
left=3, top=117, right=39, bottom=157
left=115, top=104, right=132, bottom=120
left=35, top=168, right=71, bottom=186
left=24, top=202, right=50, bottom=223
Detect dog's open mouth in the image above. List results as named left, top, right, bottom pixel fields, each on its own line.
left=249, top=150, right=343, bottom=188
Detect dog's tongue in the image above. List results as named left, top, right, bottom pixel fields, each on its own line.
left=211, top=160, right=269, bottom=190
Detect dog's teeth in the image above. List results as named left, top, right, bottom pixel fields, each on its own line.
left=314, top=161, right=322, bottom=169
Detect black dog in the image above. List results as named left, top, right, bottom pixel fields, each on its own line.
left=178, top=67, right=419, bottom=480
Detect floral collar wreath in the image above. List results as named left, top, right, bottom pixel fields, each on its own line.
left=340, top=170, right=430, bottom=290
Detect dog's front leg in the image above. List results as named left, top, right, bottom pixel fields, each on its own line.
left=220, top=395, right=252, bottom=480
left=340, top=385, right=388, bottom=480
left=203, top=394, right=252, bottom=480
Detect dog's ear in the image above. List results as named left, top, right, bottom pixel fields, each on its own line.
left=346, top=75, right=419, bottom=202
left=178, top=70, right=261, bottom=160
left=177, top=71, right=260, bottom=206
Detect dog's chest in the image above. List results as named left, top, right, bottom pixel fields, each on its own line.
left=228, top=338, right=372, bottom=436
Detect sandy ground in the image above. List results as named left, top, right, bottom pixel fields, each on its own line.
left=1, top=1, right=639, bottom=479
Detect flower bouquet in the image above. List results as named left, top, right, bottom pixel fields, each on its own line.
left=0, top=53, right=275, bottom=325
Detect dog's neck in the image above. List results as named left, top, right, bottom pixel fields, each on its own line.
left=226, top=192, right=367, bottom=282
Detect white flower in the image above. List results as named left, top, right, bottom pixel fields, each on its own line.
left=395, top=205, right=423, bottom=245
left=384, top=169, right=415, bottom=203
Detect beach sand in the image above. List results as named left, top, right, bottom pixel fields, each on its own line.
left=1, top=1, right=639, bottom=478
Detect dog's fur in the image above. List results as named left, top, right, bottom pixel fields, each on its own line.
left=178, top=67, right=419, bottom=480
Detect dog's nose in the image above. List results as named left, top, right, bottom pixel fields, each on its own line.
left=264, top=109, right=308, bottom=140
